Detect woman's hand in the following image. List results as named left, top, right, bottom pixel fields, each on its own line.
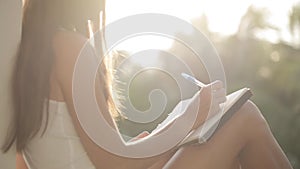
left=191, top=80, right=226, bottom=130
left=148, top=80, right=226, bottom=137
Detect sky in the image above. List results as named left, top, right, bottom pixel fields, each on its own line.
left=105, top=0, right=300, bottom=50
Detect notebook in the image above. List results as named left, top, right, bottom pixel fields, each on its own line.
left=149, top=88, right=252, bottom=147
left=177, top=88, right=252, bottom=147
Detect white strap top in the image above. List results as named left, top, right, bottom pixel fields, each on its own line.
left=23, top=100, right=95, bottom=169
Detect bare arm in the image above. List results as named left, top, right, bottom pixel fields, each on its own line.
left=52, top=30, right=226, bottom=169
left=52, top=30, right=173, bottom=169
left=53, top=31, right=125, bottom=168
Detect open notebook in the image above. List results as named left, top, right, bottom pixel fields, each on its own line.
left=150, top=88, right=252, bottom=147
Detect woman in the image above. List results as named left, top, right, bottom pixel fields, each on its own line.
left=2, top=0, right=293, bottom=168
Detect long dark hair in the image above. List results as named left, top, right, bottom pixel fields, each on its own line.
left=2, top=0, right=109, bottom=152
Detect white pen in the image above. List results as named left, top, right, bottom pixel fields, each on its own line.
left=181, top=73, right=206, bottom=88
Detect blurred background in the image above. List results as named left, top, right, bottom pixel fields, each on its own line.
left=105, top=0, right=300, bottom=168
left=1, top=0, right=299, bottom=168
left=0, top=0, right=21, bottom=168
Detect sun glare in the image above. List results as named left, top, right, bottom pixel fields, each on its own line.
left=111, top=35, right=173, bottom=52
left=106, top=0, right=298, bottom=44
left=111, top=35, right=173, bottom=67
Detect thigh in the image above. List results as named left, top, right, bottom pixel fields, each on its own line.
left=161, top=101, right=258, bottom=169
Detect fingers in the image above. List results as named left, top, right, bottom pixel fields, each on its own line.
left=192, top=80, right=226, bottom=129
left=210, top=80, right=223, bottom=90
left=200, top=80, right=226, bottom=101
left=212, top=87, right=227, bottom=104
left=200, top=80, right=226, bottom=114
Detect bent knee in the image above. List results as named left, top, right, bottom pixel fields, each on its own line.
left=238, top=100, right=269, bottom=129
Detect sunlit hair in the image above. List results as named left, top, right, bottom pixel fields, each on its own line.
left=1, top=0, right=117, bottom=152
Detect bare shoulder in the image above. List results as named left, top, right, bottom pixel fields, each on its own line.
left=52, top=30, right=88, bottom=62
left=51, top=30, right=89, bottom=82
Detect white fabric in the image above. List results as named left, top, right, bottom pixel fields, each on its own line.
left=23, top=100, right=95, bottom=169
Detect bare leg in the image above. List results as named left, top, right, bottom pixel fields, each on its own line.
left=239, top=102, right=292, bottom=169
left=161, top=101, right=292, bottom=169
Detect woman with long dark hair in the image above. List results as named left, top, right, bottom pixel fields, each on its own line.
left=2, top=0, right=293, bottom=168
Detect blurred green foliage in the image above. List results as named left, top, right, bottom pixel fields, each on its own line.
left=216, top=35, right=300, bottom=168
left=114, top=5, right=300, bottom=168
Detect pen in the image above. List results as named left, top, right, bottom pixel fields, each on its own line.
left=181, top=73, right=206, bottom=88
